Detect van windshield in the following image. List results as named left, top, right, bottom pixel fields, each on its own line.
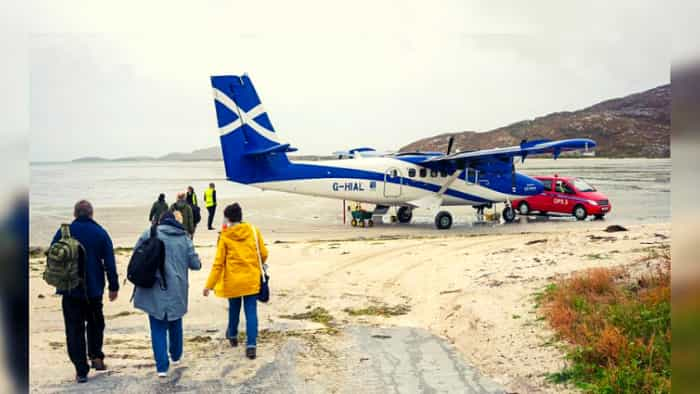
left=573, top=178, right=596, bottom=192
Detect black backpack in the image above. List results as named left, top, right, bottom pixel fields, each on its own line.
left=127, top=225, right=167, bottom=290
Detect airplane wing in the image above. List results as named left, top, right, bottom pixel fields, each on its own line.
left=424, top=138, right=596, bottom=164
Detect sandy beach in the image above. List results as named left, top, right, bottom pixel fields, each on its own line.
left=29, top=212, right=670, bottom=392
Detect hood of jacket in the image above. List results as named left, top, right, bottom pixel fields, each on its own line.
left=221, top=222, right=254, bottom=242
left=158, top=221, right=186, bottom=236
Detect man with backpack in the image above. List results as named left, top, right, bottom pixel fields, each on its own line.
left=170, top=193, right=194, bottom=238
left=46, top=200, right=119, bottom=383
left=186, top=186, right=201, bottom=234
left=149, top=193, right=169, bottom=224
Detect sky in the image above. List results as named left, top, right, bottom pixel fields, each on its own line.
left=16, top=1, right=681, bottom=161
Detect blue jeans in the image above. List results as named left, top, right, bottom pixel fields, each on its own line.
left=148, top=315, right=183, bottom=373
left=226, top=295, right=258, bottom=348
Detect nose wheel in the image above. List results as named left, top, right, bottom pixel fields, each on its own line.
left=435, top=211, right=453, bottom=230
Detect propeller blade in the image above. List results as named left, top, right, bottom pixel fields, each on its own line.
left=446, top=136, right=454, bottom=155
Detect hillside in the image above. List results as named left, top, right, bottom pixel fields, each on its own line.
left=400, top=85, right=670, bottom=158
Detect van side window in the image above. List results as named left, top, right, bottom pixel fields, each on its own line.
left=430, top=169, right=438, bottom=177
left=419, top=168, right=427, bottom=178
left=542, top=179, right=552, bottom=191
left=408, top=168, right=416, bottom=177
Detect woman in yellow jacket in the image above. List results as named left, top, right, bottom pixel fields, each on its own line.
left=203, top=203, right=268, bottom=359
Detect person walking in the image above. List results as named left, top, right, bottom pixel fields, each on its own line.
left=50, top=200, right=119, bottom=383
left=203, top=203, right=268, bottom=359
left=149, top=193, right=168, bottom=224
left=170, top=193, right=194, bottom=238
left=203, top=183, right=217, bottom=230
left=186, top=186, right=201, bottom=233
left=133, top=211, right=201, bottom=377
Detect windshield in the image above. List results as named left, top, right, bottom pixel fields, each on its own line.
left=572, top=178, right=596, bottom=192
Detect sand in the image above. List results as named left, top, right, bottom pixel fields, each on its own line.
left=29, top=207, right=670, bottom=392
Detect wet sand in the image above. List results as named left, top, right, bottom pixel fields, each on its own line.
left=29, top=218, right=670, bottom=393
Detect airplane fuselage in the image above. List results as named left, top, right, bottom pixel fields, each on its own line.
left=247, top=156, right=542, bottom=207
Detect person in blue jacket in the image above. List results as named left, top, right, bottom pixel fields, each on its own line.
left=50, top=200, right=119, bottom=383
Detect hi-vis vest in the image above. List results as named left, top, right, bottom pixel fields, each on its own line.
left=204, top=188, right=216, bottom=207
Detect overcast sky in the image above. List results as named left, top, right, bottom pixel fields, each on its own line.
left=24, top=1, right=675, bottom=162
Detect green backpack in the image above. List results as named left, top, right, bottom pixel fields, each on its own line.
left=44, top=224, right=85, bottom=291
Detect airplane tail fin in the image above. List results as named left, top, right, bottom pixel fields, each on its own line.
left=210, top=74, right=294, bottom=184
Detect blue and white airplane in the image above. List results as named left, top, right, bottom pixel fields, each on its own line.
left=210, top=74, right=596, bottom=229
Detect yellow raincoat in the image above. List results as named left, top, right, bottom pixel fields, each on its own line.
left=205, top=223, right=268, bottom=298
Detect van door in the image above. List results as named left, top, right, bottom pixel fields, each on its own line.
left=384, top=168, right=402, bottom=197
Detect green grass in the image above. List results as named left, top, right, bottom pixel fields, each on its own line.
left=343, top=303, right=411, bottom=317
left=280, top=307, right=335, bottom=326
left=538, top=260, right=670, bottom=393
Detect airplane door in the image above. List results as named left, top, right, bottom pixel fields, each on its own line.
left=384, top=168, right=402, bottom=197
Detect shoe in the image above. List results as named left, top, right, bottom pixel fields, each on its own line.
left=157, top=371, right=168, bottom=378
left=76, top=375, right=88, bottom=383
left=246, top=347, right=256, bottom=360
left=91, top=358, right=107, bottom=371
left=171, top=358, right=181, bottom=365
left=229, top=337, right=238, bottom=347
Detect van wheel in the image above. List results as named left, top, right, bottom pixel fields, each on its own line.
left=503, top=207, right=516, bottom=223
left=518, top=202, right=530, bottom=216
left=435, top=211, right=453, bottom=230
left=573, top=205, right=587, bottom=221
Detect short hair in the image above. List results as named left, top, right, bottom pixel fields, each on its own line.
left=187, top=186, right=194, bottom=192
left=224, top=203, right=242, bottom=223
left=74, top=200, right=93, bottom=218
left=177, top=192, right=186, bottom=200
left=209, top=182, right=215, bottom=188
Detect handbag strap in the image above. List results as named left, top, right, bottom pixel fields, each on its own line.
left=250, top=224, right=266, bottom=283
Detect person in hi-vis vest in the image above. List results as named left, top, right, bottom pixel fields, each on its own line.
left=204, top=183, right=217, bottom=230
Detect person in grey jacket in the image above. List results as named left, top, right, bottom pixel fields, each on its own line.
left=132, top=211, right=201, bottom=377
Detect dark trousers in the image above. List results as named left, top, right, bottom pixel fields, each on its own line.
left=207, top=206, right=216, bottom=229
left=61, top=296, right=105, bottom=377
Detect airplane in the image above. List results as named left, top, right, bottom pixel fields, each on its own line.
left=209, top=74, right=596, bottom=229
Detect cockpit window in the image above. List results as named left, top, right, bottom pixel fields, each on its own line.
left=572, top=178, right=596, bottom=192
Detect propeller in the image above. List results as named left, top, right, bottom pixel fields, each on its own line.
left=446, top=136, right=454, bottom=155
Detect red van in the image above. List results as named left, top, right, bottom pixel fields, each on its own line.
left=512, top=175, right=611, bottom=220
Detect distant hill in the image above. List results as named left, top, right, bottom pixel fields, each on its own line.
left=400, top=85, right=670, bottom=158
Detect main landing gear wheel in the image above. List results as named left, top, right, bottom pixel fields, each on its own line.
left=574, top=205, right=588, bottom=221
left=367, top=219, right=374, bottom=227
left=351, top=219, right=358, bottom=227
left=435, top=211, right=453, bottom=230
left=502, top=206, right=516, bottom=223
left=518, top=202, right=530, bottom=216
left=397, top=207, right=413, bottom=223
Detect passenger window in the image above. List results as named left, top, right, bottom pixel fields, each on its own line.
left=392, top=170, right=398, bottom=178
left=542, top=179, right=552, bottom=191
left=408, top=168, right=416, bottom=177
left=439, top=170, right=448, bottom=177
left=430, top=169, right=438, bottom=177
left=419, top=168, right=427, bottom=178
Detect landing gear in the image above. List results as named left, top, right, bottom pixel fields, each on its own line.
left=397, top=207, right=413, bottom=223
left=435, top=211, right=453, bottom=230
left=502, top=202, right=516, bottom=223
left=474, top=206, right=485, bottom=222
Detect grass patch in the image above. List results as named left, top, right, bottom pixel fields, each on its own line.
left=344, top=303, right=411, bottom=317
left=105, top=311, right=137, bottom=320
left=538, top=259, right=670, bottom=393
left=280, top=307, right=334, bottom=326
